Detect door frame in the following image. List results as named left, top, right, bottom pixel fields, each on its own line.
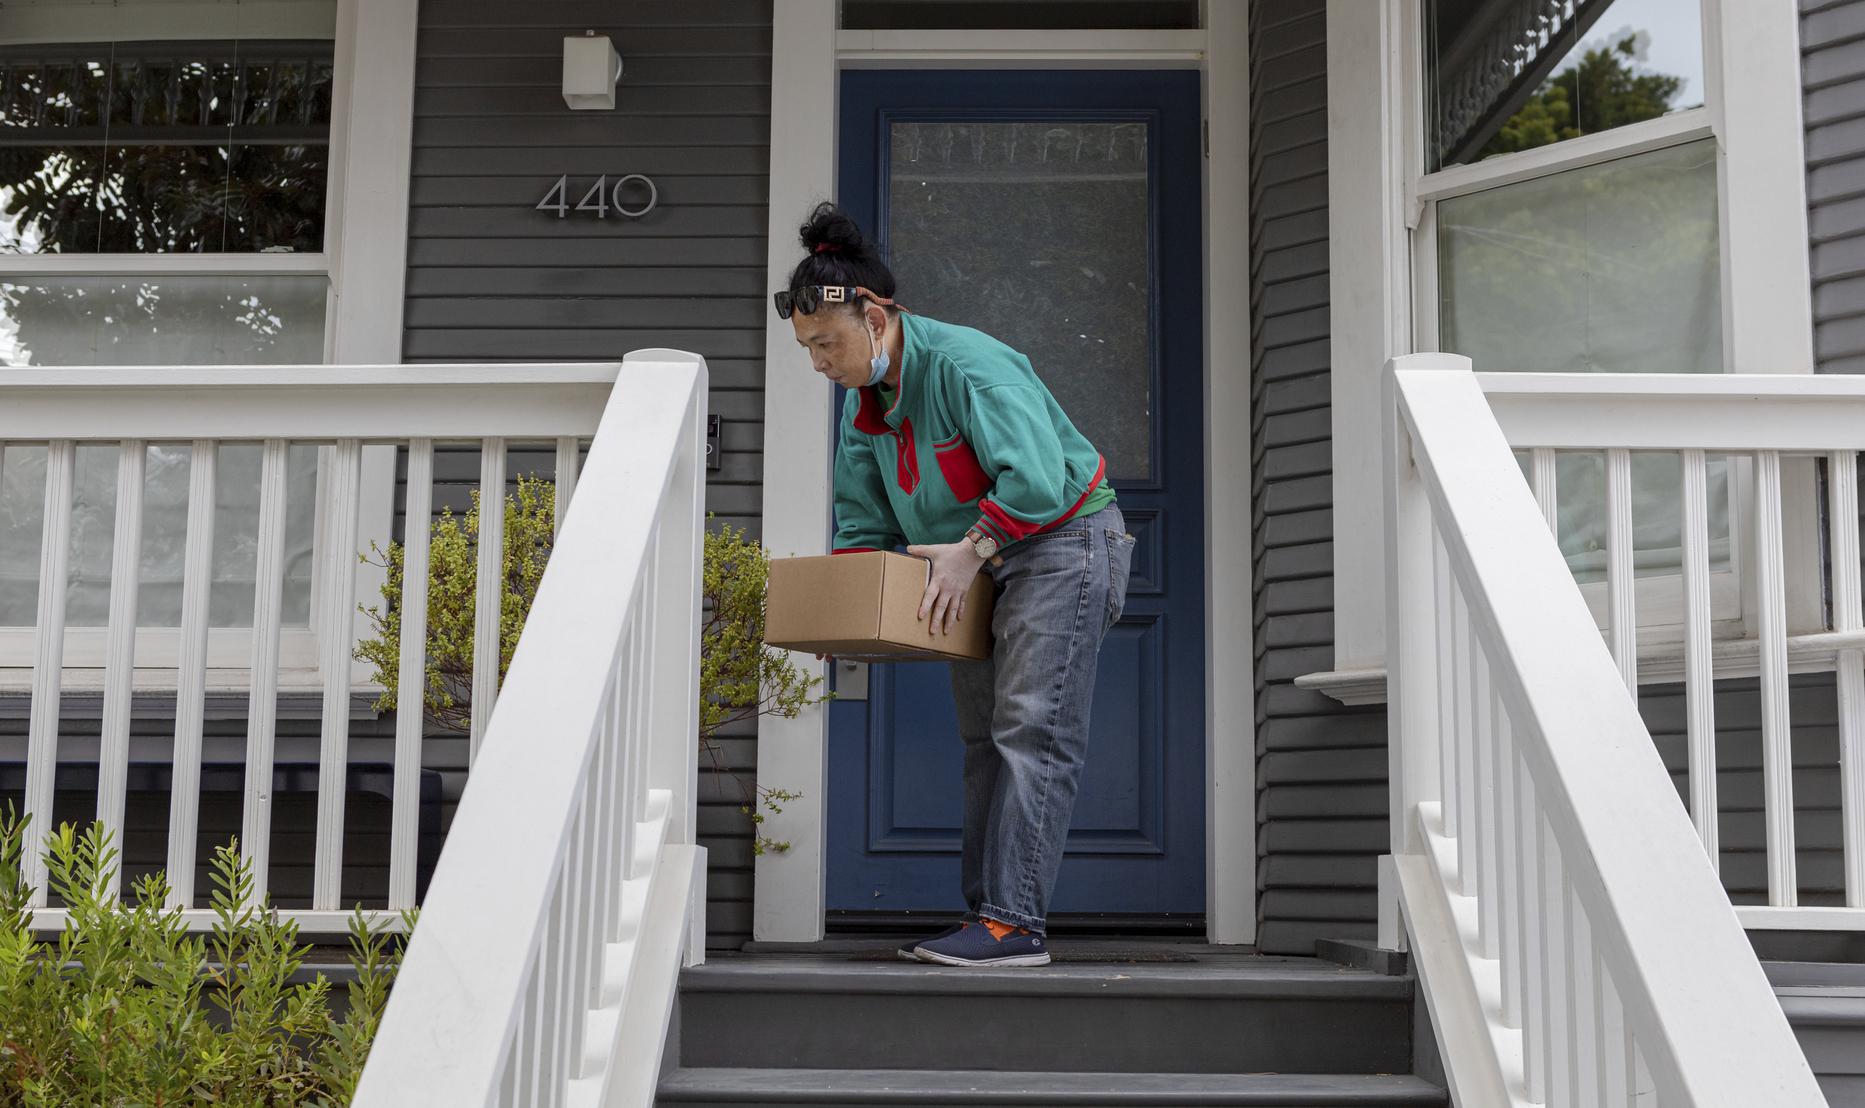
left=754, top=2, right=1255, bottom=946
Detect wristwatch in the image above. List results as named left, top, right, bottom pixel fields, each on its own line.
left=965, top=526, right=999, bottom=560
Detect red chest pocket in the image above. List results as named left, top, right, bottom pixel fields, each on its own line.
left=933, top=431, right=991, bottom=503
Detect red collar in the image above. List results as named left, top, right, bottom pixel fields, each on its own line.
left=852, top=383, right=894, bottom=434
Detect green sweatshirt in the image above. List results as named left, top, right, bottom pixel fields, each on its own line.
left=832, top=312, right=1115, bottom=554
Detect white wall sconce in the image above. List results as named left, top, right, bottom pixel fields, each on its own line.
left=563, top=31, right=622, bottom=110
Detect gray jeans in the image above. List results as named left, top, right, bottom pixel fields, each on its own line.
left=946, top=502, right=1134, bottom=934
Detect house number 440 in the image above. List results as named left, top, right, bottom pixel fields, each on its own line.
left=536, top=174, right=658, bottom=219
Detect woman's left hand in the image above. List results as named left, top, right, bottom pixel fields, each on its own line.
left=906, top=540, right=987, bottom=636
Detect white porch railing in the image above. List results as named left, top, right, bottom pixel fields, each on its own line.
left=1, top=350, right=709, bottom=1101
left=1383, top=354, right=1827, bottom=1106
left=353, top=349, right=708, bottom=1106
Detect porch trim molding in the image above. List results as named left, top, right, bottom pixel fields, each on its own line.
left=754, top=7, right=1257, bottom=946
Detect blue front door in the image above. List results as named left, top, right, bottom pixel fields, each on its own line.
left=825, top=70, right=1206, bottom=928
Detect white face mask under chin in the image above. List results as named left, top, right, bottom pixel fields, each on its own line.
left=867, top=329, right=891, bottom=387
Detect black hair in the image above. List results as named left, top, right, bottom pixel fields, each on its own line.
left=786, top=201, right=897, bottom=313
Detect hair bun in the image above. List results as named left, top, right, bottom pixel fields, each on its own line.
left=799, top=201, right=867, bottom=258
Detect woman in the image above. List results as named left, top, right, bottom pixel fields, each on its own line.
left=777, top=202, right=1134, bottom=968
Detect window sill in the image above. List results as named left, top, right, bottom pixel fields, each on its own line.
left=1298, top=632, right=1862, bottom=706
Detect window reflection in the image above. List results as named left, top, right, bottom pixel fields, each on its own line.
left=0, top=40, right=333, bottom=253
left=1424, top=0, right=1705, bottom=171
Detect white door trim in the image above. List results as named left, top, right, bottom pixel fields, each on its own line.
left=753, top=8, right=1257, bottom=947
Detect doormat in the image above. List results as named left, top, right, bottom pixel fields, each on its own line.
left=848, top=948, right=1198, bottom=963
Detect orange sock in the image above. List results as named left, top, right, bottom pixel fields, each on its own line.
left=980, top=916, right=1030, bottom=941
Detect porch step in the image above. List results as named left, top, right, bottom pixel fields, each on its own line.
left=669, top=948, right=1414, bottom=1075
left=655, top=1067, right=1449, bottom=1106
left=656, top=943, right=1443, bottom=1107
left=1767, top=961, right=1865, bottom=1108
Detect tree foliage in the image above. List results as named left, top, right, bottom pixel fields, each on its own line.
left=1478, top=32, right=1683, bottom=161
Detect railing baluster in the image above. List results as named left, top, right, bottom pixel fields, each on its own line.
left=389, top=440, right=434, bottom=909
left=1601, top=970, right=1630, bottom=1106
left=547, top=871, right=569, bottom=1107
left=1454, top=590, right=1476, bottom=895
left=470, top=436, right=507, bottom=764
left=1497, top=706, right=1522, bottom=1029
left=1448, top=583, right=1469, bottom=846
left=167, top=441, right=217, bottom=909
left=562, top=799, right=587, bottom=1083
left=1472, top=639, right=1497, bottom=959
left=612, top=656, right=638, bottom=933
left=1829, top=450, right=1865, bottom=906
left=24, top=441, right=75, bottom=905
left=1531, top=447, right=1558, bottom=533
left=1680, top=449, right=1719, bottom=869
left=1520, top=762, right=1547, bottom=1103
left=554, top=436, right=579, bottom=543
left=629, top=613, right=651, bottom=881
left=591, top=688, right=619, bottom=986
left=1572, top=904, right=1599, bottom=1105
left=314, top=439, right=364, bottom=911
left=97, top=440, right=145, bottom=897
left=1435, top=532, right=1457, bottom=838
left=1543, top=817, right=1573, bottom=1107
left=1606, top=447, right=1637, bottom=689
left=242, top=438, right=292, bottom=904
left=1754, top=450, right=1797, bottom=905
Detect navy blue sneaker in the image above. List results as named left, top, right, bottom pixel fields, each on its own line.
left=914, top=920, right=1050, bottom=967
left=896, top=921, right=966, bottom=962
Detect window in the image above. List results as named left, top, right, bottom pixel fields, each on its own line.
left=0, top=2, right=339, bottom=671
left=1404, top=0, right=1809, bottom=644
left=1318, top=0, right=1815, bottom=688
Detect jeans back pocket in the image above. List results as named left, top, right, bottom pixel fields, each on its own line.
left=1105, top=529, right=1136, bottom=628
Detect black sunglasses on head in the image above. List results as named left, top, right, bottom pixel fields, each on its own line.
left=773, top=284, right=901, bottom=319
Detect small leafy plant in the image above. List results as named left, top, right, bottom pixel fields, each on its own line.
left=351, top=474, right=830, bottom=856
left=354, top=474, right=555, bottom=735
left=0, top=805, right=410, bottom=1106
left=699, top=518, right=830, bottom=854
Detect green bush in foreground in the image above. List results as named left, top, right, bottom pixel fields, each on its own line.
left=0, top=806, right=410, bottom=1107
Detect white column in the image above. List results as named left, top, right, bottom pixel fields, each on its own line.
left=754, top=0, right=839, bottom=943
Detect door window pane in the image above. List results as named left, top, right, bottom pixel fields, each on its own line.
left=1424, top=0, right=1705, bottom=171
left=887, top=120, right=1154, bottom=480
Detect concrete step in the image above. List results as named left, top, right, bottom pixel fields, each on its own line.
left=670, top=947, right=1417, bottom=1076
left=1767, top=961, right=1865, bottom=1108
left=657, top=1067, right=1450, bottom=1106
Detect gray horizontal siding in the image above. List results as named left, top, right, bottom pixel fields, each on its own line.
left=1808, top=0, right=1865, bottom=372
left=404, top=0, right=774, bottom=951
left=1251, top=0, right=1378, bottom=956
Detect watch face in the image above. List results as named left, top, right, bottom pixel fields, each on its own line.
left=976, top=536, right=998, bottom=558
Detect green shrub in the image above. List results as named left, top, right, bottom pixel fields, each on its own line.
left=353, top=477, right=828, bottom=856
left=0, top=805, right=409, bottom=1107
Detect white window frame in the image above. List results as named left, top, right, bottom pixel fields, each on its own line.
left=1311, top=0, right=1815, bottom=703
left=0, top=0, right=418, bottom=699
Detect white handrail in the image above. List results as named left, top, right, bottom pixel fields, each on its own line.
left=352, top=350, right=708, bottom=1107
left=1383, top=354, right=1825, bottom=1106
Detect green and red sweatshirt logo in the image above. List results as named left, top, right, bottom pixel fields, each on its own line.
left=831, top=312, right=1114, bottom=554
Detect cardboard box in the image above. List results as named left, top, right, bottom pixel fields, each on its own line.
left=765, top=551, right=994, bottom=661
